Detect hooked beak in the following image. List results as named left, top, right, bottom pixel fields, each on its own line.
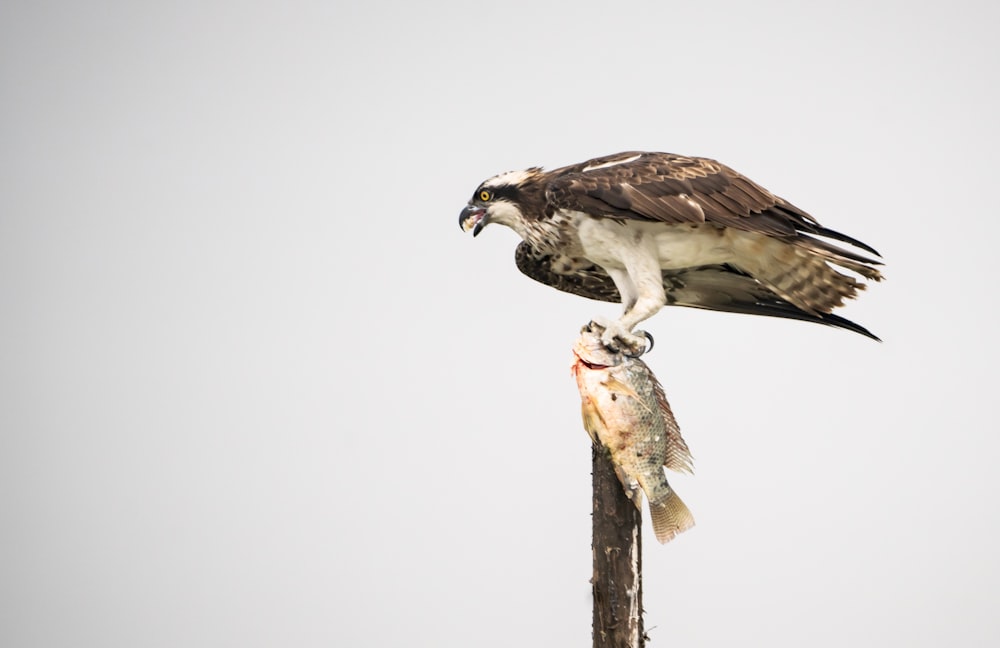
left=459, top=205, right=488, bottom=237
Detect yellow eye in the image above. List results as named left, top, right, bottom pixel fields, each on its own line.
left=479, top=190, right=492, bottom=202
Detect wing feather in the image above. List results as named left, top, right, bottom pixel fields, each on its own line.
left=513, top=242, right=620, bottom=302
left=543, top=151, right=884, bottom=294
left=545, top=152, right=875, bottom=252
left=514, top=242, right=879, bottom=340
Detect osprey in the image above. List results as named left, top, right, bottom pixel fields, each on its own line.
left=459, top=151, right=883, bottom=350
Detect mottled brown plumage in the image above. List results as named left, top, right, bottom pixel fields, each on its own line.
left=460, top=151, right=883, bottom=344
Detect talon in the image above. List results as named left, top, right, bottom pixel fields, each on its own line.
left=622, top=331, right=653, bottom=358
left=587, top=318, right=610, bottom=335
left=621, top=342, right=643, bottom=358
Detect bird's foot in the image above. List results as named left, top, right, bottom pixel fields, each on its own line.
left=587, top=318, right=653, bottom=356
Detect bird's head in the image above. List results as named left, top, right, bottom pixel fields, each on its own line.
left=459, top=168, right=545, bottom=239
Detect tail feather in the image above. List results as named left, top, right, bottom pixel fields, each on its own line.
left=662, top=264, right=881, bottom=339
left=734, top=235, right=869, bottom=315
left=798, top=235, right=884, bottom=281
left=760, top=254, right=861, bottom=315
left=648, top=490, right=695, bottom=544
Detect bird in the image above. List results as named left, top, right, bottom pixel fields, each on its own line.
left=458, top=151, right=883, bottom=351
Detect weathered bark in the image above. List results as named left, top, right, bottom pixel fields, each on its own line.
left=592, top=442, right=644, bottom=648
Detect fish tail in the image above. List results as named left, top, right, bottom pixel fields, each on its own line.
left=648, top=490, right=695, bottom=544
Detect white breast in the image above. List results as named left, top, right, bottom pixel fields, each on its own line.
left=575, top=216, right=734, bottom=270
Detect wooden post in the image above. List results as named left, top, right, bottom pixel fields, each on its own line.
left=592, top=442, right=645, bottom=648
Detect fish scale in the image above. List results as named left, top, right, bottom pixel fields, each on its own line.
left=572, top=326, right=695, bottom=544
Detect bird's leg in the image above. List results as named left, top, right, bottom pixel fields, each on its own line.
left=614, top=283, right=665, bottom=343
left=600, top=249, right=666, bottom=353
left=594, top=267, right=640, bottom=352
left=577, top=219, right=666, bottom=353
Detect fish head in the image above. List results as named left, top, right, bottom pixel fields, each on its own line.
left=571, top=326, right=624, bottom=370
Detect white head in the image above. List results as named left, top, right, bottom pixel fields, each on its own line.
left=458, top=167, right=546, bottom=240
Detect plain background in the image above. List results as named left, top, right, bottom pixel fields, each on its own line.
left=2, top=1, right=997, bottom=646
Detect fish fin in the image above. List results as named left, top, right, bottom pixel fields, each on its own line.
left=603, top=377, right=648, bottom=407
left=626, top=488, right=644, bottom=511
left=648, top=491, right=695, bottom=544
left=580, top=401, right=604, bottom=444
left=649, top=371, right=695, bottom=474
left=615, top=466, right=644, bottom=511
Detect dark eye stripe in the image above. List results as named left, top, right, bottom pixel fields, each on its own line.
left=489, top=184, right=519, bottom=201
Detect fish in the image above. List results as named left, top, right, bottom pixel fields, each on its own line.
left=571, top=324, right=695, bottom=543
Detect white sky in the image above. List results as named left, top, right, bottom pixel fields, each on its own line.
left=2, top=1, right=998, bottom=646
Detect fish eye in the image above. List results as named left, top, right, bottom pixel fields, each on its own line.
left=479, top=189, right=492, bottom=202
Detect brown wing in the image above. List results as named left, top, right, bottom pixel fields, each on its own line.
left=514, top=242, right=879, bottom=340
left=514, top=242, right=619, bottom=302
left=545, top=151, right=880, bottom=254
